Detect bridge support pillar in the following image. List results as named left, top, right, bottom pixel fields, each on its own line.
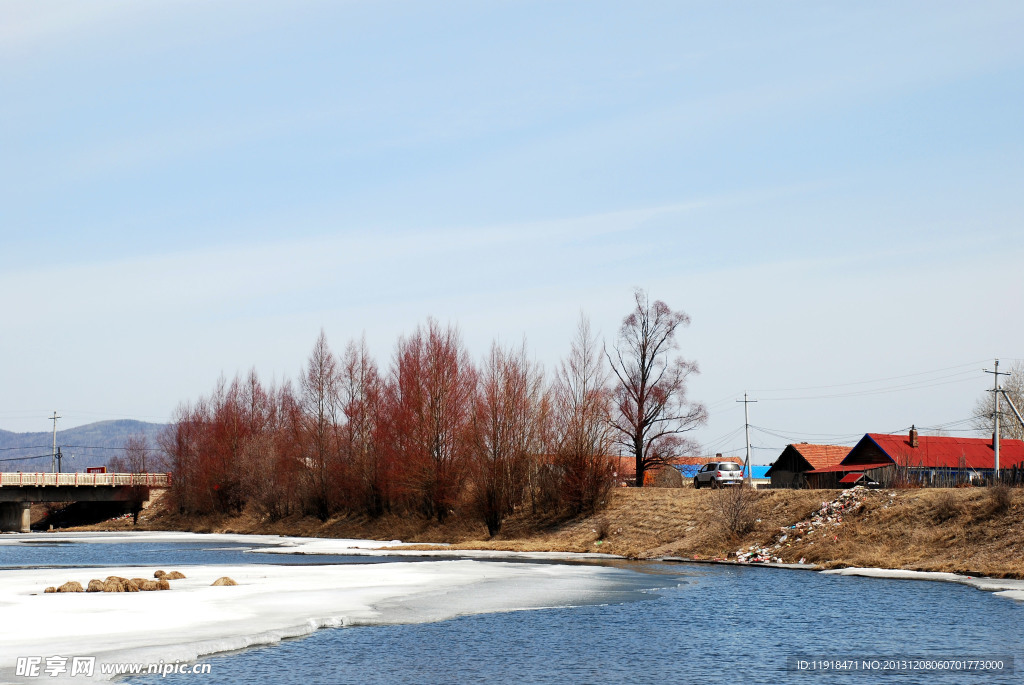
left=0, top=502, right=31, bottom=533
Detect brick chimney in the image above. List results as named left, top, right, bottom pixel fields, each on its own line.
left=909, top=425, right=919, bottom=448
left=715, top=453, right=723, bottom=459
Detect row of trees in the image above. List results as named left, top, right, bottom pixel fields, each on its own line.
left=156, top=291, right=707, bottom=535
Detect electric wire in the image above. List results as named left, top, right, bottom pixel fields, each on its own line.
left=750, top=360, right=989, bottom=393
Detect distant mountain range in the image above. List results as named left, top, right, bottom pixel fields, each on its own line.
left=0, top=420, right=168, bottom=471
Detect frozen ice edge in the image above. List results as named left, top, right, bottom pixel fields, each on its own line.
left=0, top=530, right=618, bottom=561
left=0, top=533, right=638, bottom=685
left=822, top=567, right=1024, bottom=602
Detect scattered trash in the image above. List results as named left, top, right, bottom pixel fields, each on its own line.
left=734, top=545, right=782, bottom=564
left=734, top=486, right=869, bottom=564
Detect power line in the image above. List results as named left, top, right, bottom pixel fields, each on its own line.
left=751, top=425, right=864, bottom=439
left=700, top=426, right=746, bottom=452
left=755, top=374, right=980, bottom=402
left=750, top=425, right=863, bottom=444
left=0, top=454, right=52, bottom=464
left=750, top=360, right=989, bottom=393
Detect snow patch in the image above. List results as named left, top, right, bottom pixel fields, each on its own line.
left=822, top=567, right=1024, bottom=601
left=0, top=531, right=411, bottom=551
left=256, top=536, right=615, bottom=560
left=0, top=557, right=641, bottom=684
left=0, top=531, right=613, bottom=560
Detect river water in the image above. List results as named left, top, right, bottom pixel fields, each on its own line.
left=2, top=536, right=1021, bottom=685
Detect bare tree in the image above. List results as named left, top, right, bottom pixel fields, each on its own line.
left=110, top=434, right=150, bottom=473
left=299, top=329, right=342, bottom=520
left=606, top=289, right=707, bottom=487
left=111, top=435, right=151, bottom=524
left=159, top=400, right=207, bottom=514
left=972, top=362, right=1024, bottom=441
left=340, top=336, right=388, bottom=516
left=470, top=341, right=545, bottom=536
left=549, top=316, right=614, bottom=514
left=386, top=319, right=476, bottom=522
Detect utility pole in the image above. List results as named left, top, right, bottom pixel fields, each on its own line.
left=984, top=360, right=1008, bottom=480
left=737, top=393, right=757, bottom=484
left=50, top=411, right=61, bottom=473
left=56, top=446, right=63, bottom=474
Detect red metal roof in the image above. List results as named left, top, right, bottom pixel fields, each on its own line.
left=838, top=473, right=865, bottom=484
left=806, top=462, right=891, bottom=474
left=788, top=444, right=850, bottom=470
left=865, top=433, right=1024, bottom=470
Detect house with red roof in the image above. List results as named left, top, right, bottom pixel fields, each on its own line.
left=765, top=443, right=851, bottom=488
left=805, top=427, right=1024, bottom=488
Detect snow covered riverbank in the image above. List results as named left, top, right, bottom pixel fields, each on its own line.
left=0, top=533, right=648, bottom=684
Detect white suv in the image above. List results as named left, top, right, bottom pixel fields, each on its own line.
left=693, top=462, right=743, bottom=488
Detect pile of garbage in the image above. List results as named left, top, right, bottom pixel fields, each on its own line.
left=735, top=545, right=782, bottom=564
left=733, top=486, right=870, bottom=564
left=800, top=485, right=867, bottom=530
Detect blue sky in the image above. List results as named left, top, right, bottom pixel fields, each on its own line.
left=2, top=2, right=1023, bottom=462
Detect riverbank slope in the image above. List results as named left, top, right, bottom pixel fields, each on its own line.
left=69, top=485, right=1024, bottom=578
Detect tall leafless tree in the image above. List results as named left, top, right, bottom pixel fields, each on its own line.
left=470, top=341, right=545, bottom=535
left=110, top=434, right=151, bottom=523
left=387, top=319, right=476, bottom=522
left=299, top=329, right=342, bottom=520
left=607, top=289, right=707, bottom=487
left=340, top=336, right=387, bottom=516
left=549, top=316, right=614, bottom=513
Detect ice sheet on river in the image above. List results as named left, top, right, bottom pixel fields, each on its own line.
left=823, top=567, right=1024, bottom=601
left=0, top=558, right=647, bottom=684
left=0, top=530, right=616, bottom=561
left=0, top=530, right=411, bottom=551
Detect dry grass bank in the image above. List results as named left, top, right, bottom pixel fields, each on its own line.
left=71, top=486, right=1024, bottom=578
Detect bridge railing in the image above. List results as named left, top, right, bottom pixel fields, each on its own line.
left=0, top=473, right=172, bottom=488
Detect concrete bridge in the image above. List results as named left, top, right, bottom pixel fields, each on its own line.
left=0, top=472, right=172, bottom=532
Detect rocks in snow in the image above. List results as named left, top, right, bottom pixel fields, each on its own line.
left=48, top=573, right=173, bottom=594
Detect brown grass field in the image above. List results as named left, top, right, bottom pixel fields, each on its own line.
left=67, top=485, right=1024, bottom=578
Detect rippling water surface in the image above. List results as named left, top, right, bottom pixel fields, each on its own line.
left=137, top=564, right=1019, bottom=685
